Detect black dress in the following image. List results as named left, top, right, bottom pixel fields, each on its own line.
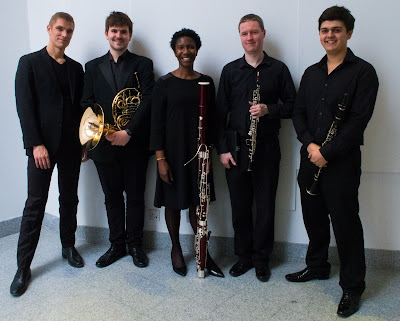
left=150, top=72, right=216, bottom=210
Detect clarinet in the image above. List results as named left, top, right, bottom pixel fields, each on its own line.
left=306, top=93, right=349, bottom=196
left=246, top=72, right=260, bottom=171
left=193, top=82, right=211, bottom=278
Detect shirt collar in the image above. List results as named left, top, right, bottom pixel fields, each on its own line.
left=318, top=47, right=357, bottom=71
left=239, top=51, right=272, bottom=69
left=108, top=49, right=130, bottom=63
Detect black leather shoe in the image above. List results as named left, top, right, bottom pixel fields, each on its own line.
left=229, top=261, right=254, bottom=277
left=173, top=265, right=187, bottom=277
left=128, top=247, right=149, bottom=268
left=285, top=268, right=329, bottom=282
left=337, top=292, right=361, bottom=318
left=255, top=266, right=271, bottom=282
left=10, top=268, right=31, bottom=297
left=96, top=244, right=126, bottom=268
left=206, top=260, right=224, bottom=278
left=62, top=247, right=84, bottom=268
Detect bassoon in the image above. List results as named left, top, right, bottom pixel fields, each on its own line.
left=195, top=82, right=212, bottom=278
left=184, top=82, right=212, bottom=278
left=306, top=93, right=349, bottom=196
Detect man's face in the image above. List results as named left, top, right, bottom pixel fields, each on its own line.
left=239, top=20, right=265, bottom=55
left=105, top=25, right=132, bottom=52
left=319, top=20, right=353, bottom=55
left=47, top=18, right=74, bottom=50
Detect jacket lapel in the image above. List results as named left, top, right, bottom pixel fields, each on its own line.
left=65, top=56, right=76, bottom=102
left=40, top=47, right=61, bottom=92
left=119, top=51, right=137, bottom=90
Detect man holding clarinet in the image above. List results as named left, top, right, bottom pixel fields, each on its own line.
left=287, top=6, right=379, bottom=318
left=216, top=14, right=296, bottom=282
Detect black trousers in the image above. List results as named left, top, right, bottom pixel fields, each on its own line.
left=17, top=141, right=81, bottom=269
left=94, top=147, right=149, bottom=248
left=225, top=136, right=281, bottom=267
left=298, top=147, right=365, bottom=295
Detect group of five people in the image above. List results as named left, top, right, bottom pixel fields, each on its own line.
left=11, top=6, right=378, bottom=318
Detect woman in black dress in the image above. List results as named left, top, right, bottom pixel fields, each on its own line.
left=150, top=29, right=223, bottom=277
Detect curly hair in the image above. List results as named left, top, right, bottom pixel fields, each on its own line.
left=170, top=28, right=202, bottom=51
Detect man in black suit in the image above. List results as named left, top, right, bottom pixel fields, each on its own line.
left=11, top=12, right=84, bottom=297
left=81, top=12, right=154, bottom=268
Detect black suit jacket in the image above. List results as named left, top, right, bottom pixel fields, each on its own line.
left=15, top=47, right=84, bottom=156
left=81, top=50, right=155, bottom=162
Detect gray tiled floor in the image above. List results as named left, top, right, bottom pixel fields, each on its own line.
left=1, top=227, right=399, bottom=321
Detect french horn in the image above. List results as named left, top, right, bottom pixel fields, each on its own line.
left=79, top=72, right=142, bottom=150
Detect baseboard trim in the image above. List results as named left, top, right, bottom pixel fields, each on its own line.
left=2, top=213, right=399, bottom=269
left=0, top=216, right=21, bottom=238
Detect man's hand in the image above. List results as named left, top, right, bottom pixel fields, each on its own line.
left=33, top=145, right=50, bottom=169
left=220, top=152, right=236, bottom=169
left=249, top=101, right=268, bottom=119
left=158, top=160, right=173, bottom=184
left=106, top=130, right=131, bottom=146
left=307, top=143, right=328, bottom=168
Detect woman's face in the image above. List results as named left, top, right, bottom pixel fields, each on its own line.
left=174, top=36, right=198, bottom=68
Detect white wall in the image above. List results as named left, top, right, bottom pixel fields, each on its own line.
left=3, top=0, right=399, bottom=251
left=1, top=0, right=30, bottom=224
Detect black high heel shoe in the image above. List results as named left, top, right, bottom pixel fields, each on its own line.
left=171, top=247, right=187, bottom=277
left=206, top=255, right=224, bottom=278
left=173, top=265, right=187, bottom=276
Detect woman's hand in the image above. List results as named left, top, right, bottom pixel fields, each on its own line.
left=158, top=159, right=174, bottom=184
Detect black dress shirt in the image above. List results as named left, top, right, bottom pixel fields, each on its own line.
left=216, top=52, right=296, bottom=154
left=49, top=55, right=78, bottom=139
left=293, top=48, right=379, bottom=161
left=109, top=50, right=130, bottom=92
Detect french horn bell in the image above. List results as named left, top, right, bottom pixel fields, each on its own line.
left=79, top=103, right=117, bottom=150
left=79, top=72, right=142, bottom=151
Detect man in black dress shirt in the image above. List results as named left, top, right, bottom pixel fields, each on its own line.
left=81, top=12, right=154, bottom=268
left=286, top=6, right=379, bottom=318
left=216, top=14, right=296, bottom=282
left=11, top=12, right=84, bottom=297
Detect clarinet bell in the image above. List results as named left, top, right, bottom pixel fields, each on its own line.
left=306, top=177, right=320, bottom=196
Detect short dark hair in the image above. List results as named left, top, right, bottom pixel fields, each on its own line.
left=49, top=12, right=74, bottom=27
left=105, top=11, right=132, bottom=34
left=170, top=28, right=202, bottom=51
left=238, top=14, right=264, bottom=32
left=318, top=6, right=355, bottom=31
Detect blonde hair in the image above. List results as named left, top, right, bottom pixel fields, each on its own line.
left=49, top=12, right=74, bottom=27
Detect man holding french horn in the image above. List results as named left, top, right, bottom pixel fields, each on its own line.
left=81, top=11, right=154, bottom=268
left=216, top=14, right=296, bottom=282
left=287, top=6, right=379, bottom=318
